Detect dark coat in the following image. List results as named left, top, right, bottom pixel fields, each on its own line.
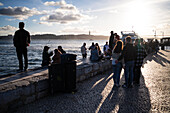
left=13, top=29, right=31, bottom=48
left=118, top=43, right=136, bottom=63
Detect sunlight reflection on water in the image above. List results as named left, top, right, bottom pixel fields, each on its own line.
left=0, top=39, right=107, bottom=76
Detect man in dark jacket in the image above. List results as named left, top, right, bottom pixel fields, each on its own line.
left=117, top=36, right=136, bottom=88
left=13, top=22, right=31, bottom=71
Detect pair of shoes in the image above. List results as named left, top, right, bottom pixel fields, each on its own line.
left=128, top=85, right=133, bottom=88
left=17, top=69, right=23, bottom=72
left=115, top=84, right=120, bottom=87
left=122, top=84, right=127, bottom=88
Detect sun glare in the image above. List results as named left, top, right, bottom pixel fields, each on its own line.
left=124, top=1, right=153, bottom=35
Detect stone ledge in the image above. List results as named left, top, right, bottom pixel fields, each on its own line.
left=0, top=59, right=112, bottom=112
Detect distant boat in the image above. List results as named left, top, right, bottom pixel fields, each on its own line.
left=121, top=31, right=141, bottom=43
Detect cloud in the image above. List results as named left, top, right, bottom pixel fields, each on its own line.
left=44, top=0, right=66, bottom=6
left=0, top=25, right=17, bottom=35
left=0, top=25, right=17, bottom=31
left=40, top=12, right=86, bottom=24
left=40, top=0, right=90, bottom=25
left=32, top=19, right=37, bottom=22
left=0, top=6, right=45, bottom=20
left=0, top=2, right=3, bottom=6
left=39, top=21, right=53, bottom=26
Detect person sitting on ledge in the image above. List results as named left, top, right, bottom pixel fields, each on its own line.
left=90, top=46, right=100, bottom=62
left=52, top=49, right=62, bottom=64
left=42, top=46, right=53, bottom=67
left=58, top=46, right=66, bottom=54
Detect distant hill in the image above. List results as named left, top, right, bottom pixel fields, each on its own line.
left=31, top=34, right=109, bottom=40
left=0, top=34, right=109, bottom=40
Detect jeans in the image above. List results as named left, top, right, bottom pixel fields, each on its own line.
left=134, top=66, right=141, bottom=84
left=114, top=62, right=122, bottom=85
left=16, top=47, right=28, bottom=70
left=112, top=65, right=116, bottom=83
left=124, top=61, right=134, bottom=86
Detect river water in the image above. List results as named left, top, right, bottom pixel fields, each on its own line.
left=0, top=39, right=107, bottom=76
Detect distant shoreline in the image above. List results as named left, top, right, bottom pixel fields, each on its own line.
left=0, top=34, right=109, bottom=40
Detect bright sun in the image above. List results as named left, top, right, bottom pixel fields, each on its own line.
left=124, top=1, right=153, bottom=35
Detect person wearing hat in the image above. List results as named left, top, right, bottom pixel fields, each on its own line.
left=13, top=22, right=31, bottom=71
left=42, top=46, right=53, bottom=67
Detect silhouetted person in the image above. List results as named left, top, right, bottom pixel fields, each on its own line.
left=52, top=49, right=62, bottom=64
left=42, top=46, right=53, bottom=67
left=90, top=46, right=99, bottom=61
left=103, top=42, right=109, bottom=56
left=89, top=42, right=95, bottom=59
left=109, top=31, right=115, bottom=50
left=58, top=46, right=66, bottom=54
left=81, top=43, right=87, bottom=59
left=13, top=22, right=30, bottom=71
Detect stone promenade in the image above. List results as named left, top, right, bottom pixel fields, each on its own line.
left=11, top=50, right=170, bottom=113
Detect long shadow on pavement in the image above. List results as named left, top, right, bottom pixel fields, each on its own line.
left=97, top=73, right=151, bottom=113
left=144, top=51, right=170, bottom=67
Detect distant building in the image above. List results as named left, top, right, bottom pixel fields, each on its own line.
left=89, top=31, right=91, bottom=35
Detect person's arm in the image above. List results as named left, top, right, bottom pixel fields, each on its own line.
left=27, top=31, right=31, bottom=46
left=117, top=46, right=126, bottom=61
left=13, top=31, right=18, bottom=47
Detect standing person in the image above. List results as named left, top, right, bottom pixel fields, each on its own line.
left=52, top=49, right=62, bottom=64
left=89, top=42, right=95, bottom=59
left=13, top=22, right=31, bottom=71
left=58, top=46, right=66, bottom=54
left=134, top=39, right=147, bottom=85
left=117, top=36, right=136, bottom=88
left=112, top=40, right=124, bottom=87
left=81, top=43, right=87, bottom=59
left=42, top=46, right=53, bottom=67
left=109, top=31, right=115, bottom=50
left=103, top=42, right=109, bottom=56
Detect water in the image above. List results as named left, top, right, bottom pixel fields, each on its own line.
left=0, top=38, right=107, bottom=76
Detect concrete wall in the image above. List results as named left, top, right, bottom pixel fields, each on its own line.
left=0, top=59, right=112, bottom=112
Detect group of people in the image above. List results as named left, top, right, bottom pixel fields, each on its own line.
left=110, top=31, right=147, bottom=88
left=81, top=41, right=113, bottom=61
left=80, top=31, right=148, bottom=88
left=41, top=46, right=66, bottom=67
left=13, top=22, right=147, bottom=88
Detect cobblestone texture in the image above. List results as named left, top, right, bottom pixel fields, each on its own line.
left=11, top=50, right=170, bottom=113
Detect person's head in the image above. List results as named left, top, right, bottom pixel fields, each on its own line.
left=19, top=22, right=24, bottom=29
left=134, top=39, right=139, bottom=46
left=54, top=49, right=61, bottom=54
left=113, top=40, right=123, bottom=53
left=106, top=42, right=108, bottom=45
left=95, top=43, right=99, bottom=46
left=92, top=42, right=94, bottom=46
left=43, top=46, right=50, bottom=51
left=58, top=46, right=62, bottom=50
left=110, top=31, right=114, bottom=34
left=83, top=43, right=86, bottom=46
left=115, top=35, right=120, bottom=40
left=125, top=36, right=132, bottom=44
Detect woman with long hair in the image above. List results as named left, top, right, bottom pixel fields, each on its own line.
left=112, top=40, right=124, bottom=87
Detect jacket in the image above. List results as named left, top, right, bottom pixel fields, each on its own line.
left=13, top=29, right=30, bottom=48
left=118, top=43, right=136, bottom=63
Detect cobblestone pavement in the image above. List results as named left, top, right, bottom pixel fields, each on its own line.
left=12, top=50, right=170, bottom=113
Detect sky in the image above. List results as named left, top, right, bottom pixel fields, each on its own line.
left=0, top=0, right=170, bottom=37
